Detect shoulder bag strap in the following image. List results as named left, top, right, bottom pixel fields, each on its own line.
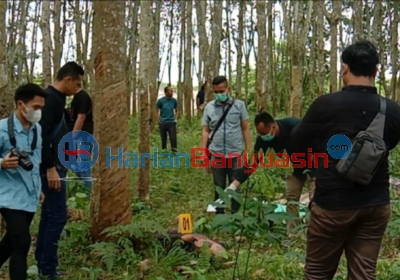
left=207, top=99, right=235, bottom=148
left=7, top=113, right=37, bottom=151
left=366, top=96, right=386, bottom=138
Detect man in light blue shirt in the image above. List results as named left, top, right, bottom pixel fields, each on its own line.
left=201, top=76, right=251, bottom=214
left=0, top=83, right=46, bottom=280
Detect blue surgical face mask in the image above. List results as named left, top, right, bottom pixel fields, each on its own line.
left=215, top=92, right=228, bottom=103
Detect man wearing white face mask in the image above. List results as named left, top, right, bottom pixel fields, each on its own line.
left=0, top=83, right=46, bottom=280
left=230, top=111, right=316, bottom=233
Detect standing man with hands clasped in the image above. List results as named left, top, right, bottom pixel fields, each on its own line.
left=0, top=83, right=46, bottom=280
left=35, top=61, right=84, bottom=279
left=155, top=86, right=179, bottom=152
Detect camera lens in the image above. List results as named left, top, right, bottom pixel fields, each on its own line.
left=20, top=159, right=34, bottom=171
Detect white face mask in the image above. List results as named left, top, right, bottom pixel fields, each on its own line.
left=22, top=104, right=42, bottom=124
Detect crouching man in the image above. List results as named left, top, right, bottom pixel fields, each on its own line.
left=0, top=84, right=46, bottom=280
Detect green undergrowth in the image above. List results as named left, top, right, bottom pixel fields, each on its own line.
left=2, top=114, right=400, bottom=279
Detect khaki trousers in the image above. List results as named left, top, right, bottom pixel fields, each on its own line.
left=286, top=174, right=315, bottom=231
left=305, top=202, right=391, bottom=280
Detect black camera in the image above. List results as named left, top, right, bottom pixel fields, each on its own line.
left=10, top=149, right=34, bottom=171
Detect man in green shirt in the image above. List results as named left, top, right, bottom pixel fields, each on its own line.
left=229, top=112, right=315, bottom=232
left=155, top=86, right=179, bottom=152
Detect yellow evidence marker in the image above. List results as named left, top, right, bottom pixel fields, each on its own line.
left=178, top=213, right=193, bottom=234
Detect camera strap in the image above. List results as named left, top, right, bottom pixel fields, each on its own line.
left=7, top=113, right=37, bottom=152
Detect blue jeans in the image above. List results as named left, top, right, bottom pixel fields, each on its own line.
left=74, top=168, right=92, bottom=189
left=35, top=169, right=68, bottom=276
left=71, top=133, right=93, bottom=189
left=211, top=156, right=241, bottom=214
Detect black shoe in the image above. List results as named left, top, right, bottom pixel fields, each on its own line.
left=38, top=271, right=63, bottom=280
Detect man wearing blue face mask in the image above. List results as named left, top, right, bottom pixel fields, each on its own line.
left=201, top=76, right=251, bottom=214
left=231, top=111, right=315, bottom=232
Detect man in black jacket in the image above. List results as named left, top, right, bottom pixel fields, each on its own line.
left=35, top=61, right=84, bottom=279
left=229, top=112, right=315, bottom=232
left=291, top=40, right=400, bottom=279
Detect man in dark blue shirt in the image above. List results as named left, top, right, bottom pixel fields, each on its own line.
left=155, top=86, right=179, bottom=152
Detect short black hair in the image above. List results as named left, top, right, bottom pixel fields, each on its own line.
left=254, top=112, right=275, bottom=126
left=164, top=85, right=172, bottom=93
left=212, top=76, right=228, bottom=87
left=55, top=61, right=84, bottom=81
left=14, top=83, right=47, bottom=104
left=341, top=40, right=379, bottom=77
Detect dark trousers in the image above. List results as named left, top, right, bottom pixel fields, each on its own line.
left=0, top=208, right=34, bottom=280
left=305, top=202, right=391, bottom=280
left=35, top=169, right=68, bottom=276
left=211, top=156, right=241, bottom=214
left=159, top=122, right=177, bottom=152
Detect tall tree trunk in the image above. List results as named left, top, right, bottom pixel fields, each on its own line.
left=235, top=0, right=245, bottom=98
left=267, top=0, right=275, bottom=113
left=150, top=0, right=161, bottom=130
left=52, top=0, right=65, bottom=76
left=137, top=0, right=153, bottom=200
left=184, top=0, right=193, bottom=121
left=256, top=0, right=267, bottom=111
left=15, top=0, right=27, bottom=85
left=225, top=0, right=232, bottom=83
left=0, top=0, right=9, bottom=237
left=321, top=1, right=341, bottom=93
left=206, top=1, right=223, bottom=102
left=284, top=0, right=313, bottom=117
left=316, top=1, right=325, bottom=96
left=195, top=1, right=209, bottom=99
left=178, top=0, right=185, bottom=113
left=0, top=1, right=10, bottom=118
left=28, top=3, right=41, bottom=81
left=40, top=0, right=52, bottom=87
left=127, top=1, right=139, bottom=116
left=353, top=2, right=363, bottom=41
left=90, top=1, right=132, bottom=241
left=390, top=0, right=399, bottom=101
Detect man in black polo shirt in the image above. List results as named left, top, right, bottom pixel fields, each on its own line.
left=229, top=112, right=315, bottom=232
left=68, top=89, right=93, bottom=188
left=291, top=40, right=400, bottom=279
left=35, top=61, right=84, bottom=279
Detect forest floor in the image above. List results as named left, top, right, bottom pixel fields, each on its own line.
left=1, top=114, right=400, bottom=279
